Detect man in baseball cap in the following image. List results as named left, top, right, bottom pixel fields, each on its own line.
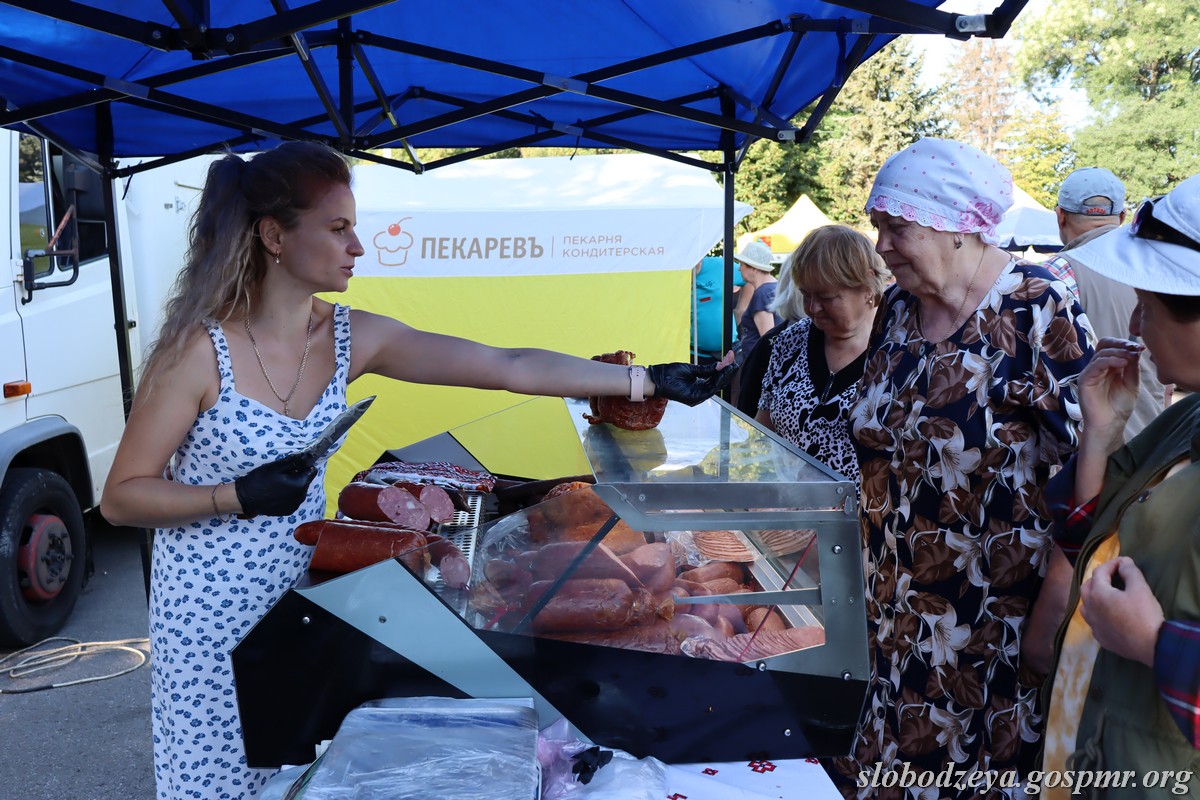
left=1039, top=172, right=1200, bottom=794
left=1041, top=167, right=1166, bottom=438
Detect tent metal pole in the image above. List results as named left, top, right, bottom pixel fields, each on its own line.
left=96, top=102, right=153, bottom=601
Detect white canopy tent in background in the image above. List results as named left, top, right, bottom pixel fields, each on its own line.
left=736, top=194, right=834, bottom=265
left=994, top=185, right=1062, bottom=253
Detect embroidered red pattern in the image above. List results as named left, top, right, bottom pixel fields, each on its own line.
left=748, top=760, right=777, bottom=773
left=702, top=768, right=719, bottom=775
left=667, top=794, right=688, bottom=799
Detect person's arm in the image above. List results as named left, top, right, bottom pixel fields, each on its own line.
left=733, top=282, right=755, bottom=321
left=1021, top=544, right=1074, bottom=679
left=1079, top=556, right=1200, bottom=748
left=349, top=309, right=733, bottom=402
left=754, top=408, right=777, bottom=432
left=100, top=331, right=239, bottom=528
left=1075, top=338, right=1144, bottom=504
left=752, top=309, right=776, bottom=337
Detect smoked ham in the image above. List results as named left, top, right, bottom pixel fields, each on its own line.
left=528, top=578, right=667, bottom=633
left=581, top=350, right=668, bottom=431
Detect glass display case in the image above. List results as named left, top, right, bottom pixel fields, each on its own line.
left=234, top=395, right=868, bottom=767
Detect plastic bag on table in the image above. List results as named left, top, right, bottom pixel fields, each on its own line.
left=295, top=696, right=539, bottom=800
left=537, top=717, right=666, bottom=800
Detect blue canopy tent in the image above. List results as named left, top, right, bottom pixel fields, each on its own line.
left=0, top=0, right=1029, bottom=407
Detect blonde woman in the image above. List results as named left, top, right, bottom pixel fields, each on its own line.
left=99, top=141, right=732, bottom=800
left=754, top=225, right=888, bottom=482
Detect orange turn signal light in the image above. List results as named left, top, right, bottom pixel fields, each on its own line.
left=4, top=381, right=32, bottom=398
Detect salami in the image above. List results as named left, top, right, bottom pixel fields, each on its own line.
left=424, top=533, right=471, bottom=589
left=619, top=542, right=676, bottom=594
left=337, top=481, right=431, bottom=529
left=391, top=482, right=457, bottom=524
left=298, top=519, right=429, bottom=575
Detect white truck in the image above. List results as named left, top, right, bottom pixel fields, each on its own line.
left=0, top=128, right=196, bottom=645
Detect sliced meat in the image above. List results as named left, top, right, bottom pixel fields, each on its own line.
left=338, top=481, right=431, bottom=529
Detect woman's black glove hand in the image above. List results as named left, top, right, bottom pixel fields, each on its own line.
left=646, top=362, right=735, bottom=406
left=234, top=452, right=318, bottom=517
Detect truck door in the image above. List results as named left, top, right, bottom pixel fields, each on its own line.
left=15, top=134, right=125, bottom=505
left=1, top=132, right=26, bottom=438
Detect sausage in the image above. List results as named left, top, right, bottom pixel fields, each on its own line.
left=700, top=577, right=744, bottom=596
left=391, top=482, right=457, bottom=524
left=424, top=533, right=471, bottom=590
left=531, top=541, right=642, bottom=587
left=302, top=520, right=429, bottom=575
left=745, top=607, right=787, bottom=633
left=619, top=542, right=676, bottom=594
left=528, top=578, right=660, bottom=632
left=337, top=481, right=431, bottom=530
left=679, top=561, right=745, bottom=585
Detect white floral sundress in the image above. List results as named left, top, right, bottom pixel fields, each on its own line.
left=148, top=304, right=351, bottom=800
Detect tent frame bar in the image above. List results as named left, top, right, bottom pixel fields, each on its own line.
left=0, top=0, right=1025, bottom=167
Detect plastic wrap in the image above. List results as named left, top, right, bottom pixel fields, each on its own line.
left=537, top=718, right=666, bottom=800
left=293, top=697, right=539, bottom=799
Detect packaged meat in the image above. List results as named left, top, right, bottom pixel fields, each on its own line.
left=530, top=541, right=642, bottom=587
left=618, top=542, right=676, bottom=594
left=680, top=626, right=826, bottom=662
left=353, top=459, right=496, bottom=493
left=528, top=578, right=666, bottom=633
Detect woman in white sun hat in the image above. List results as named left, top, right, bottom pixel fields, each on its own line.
left=733, top=239, right=784, bottom=357
left=1039, top=172, right=1200, bottom=796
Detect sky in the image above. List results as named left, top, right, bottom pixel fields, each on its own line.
left=909, top=0, right=1090, bottom=126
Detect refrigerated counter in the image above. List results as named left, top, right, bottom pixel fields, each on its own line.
left=233, top=395, right=868, bottom=767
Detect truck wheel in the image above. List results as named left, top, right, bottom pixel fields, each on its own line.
left=0, top=468, right=87, bottom=646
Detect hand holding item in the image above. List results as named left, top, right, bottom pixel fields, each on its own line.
left=1080, top=555, right=1164, bottom=667
left=647, top=360, right=735, bottom=406
left=234, top=451, right=319, bottom=517
left=1078, top=337, right=1144, bottom=443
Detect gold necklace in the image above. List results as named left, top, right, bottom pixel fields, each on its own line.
left=925, top=246, right=988, bottom=343
left=244, top=309, right=314, bottom=416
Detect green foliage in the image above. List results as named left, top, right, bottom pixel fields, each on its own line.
left=1015, top=0, right=1200, bottom=194
left=811, top=39, right=949, bottom=226
left=941, top=40, right=1016, bottom=156
left=1000, top=108, right=1076, bottom=208
left=727, top=39, right=949, bottom=235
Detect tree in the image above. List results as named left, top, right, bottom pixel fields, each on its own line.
left=941, top=39, right=1016, bottom=156
left=999, top=107, right=1075, bottom=208
left=1015, top=0, right=1200, bottom=196
left=812, top=38, right=949, bottom=225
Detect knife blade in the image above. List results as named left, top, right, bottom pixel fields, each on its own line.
left=296, top=395, right=376, bottom=465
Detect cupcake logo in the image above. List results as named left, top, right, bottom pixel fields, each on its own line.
left=373, top=217, right=415, bottom=267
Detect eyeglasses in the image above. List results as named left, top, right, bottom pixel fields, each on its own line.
left=1131, top=196, right=1200, bottom=253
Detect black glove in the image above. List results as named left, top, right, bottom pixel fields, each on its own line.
left=234, top=452, right=318, bottom=517
left=646, top=361, right=735, bottom=406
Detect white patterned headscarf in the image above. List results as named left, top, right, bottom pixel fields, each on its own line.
left=865, top=137, right=1013, bottom=244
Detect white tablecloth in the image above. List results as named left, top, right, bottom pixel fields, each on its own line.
left=665, top=759, right=842, bottom=799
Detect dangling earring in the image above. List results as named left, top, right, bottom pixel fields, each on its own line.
left=953, top=237, right=964, bottom=250
left=274, top=251, right=281, bottom=265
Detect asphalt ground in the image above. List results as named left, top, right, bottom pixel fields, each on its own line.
left=0, top=520, right=155, bottom=800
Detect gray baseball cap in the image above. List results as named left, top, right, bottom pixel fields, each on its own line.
left=1058, top=167, right=1125, bottom=216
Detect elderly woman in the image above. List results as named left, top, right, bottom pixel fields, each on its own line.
left=825, top=138, right=1095, bottom=796
left=1038, top=174, right=1200, bottom=797
left=754, top=225, right=888, bottom=482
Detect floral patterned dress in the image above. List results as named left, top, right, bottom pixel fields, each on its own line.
left=826, top=261, right=1093, bottom=798
left=149, top=304, right=352, bottom=800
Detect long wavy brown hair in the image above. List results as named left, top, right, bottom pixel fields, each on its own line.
left=139, top=141, right=351, bottom=390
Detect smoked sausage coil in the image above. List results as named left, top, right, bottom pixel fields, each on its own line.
left=337, top=481, right=431, bottom=529
left=297, top=519, right=429, bottom=575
